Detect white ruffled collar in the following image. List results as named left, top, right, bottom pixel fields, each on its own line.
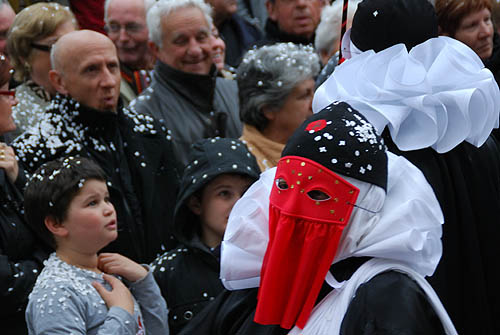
left=313, top=36, right=500, bottom=153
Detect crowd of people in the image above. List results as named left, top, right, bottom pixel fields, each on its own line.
left=0, top=0, right=499, bottom=334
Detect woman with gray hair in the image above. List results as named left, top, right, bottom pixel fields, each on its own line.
left=238, top=43, right=320, bottom=171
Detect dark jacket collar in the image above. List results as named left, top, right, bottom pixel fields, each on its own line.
left=153, top=61, right=218, bottom=112
left=484, top=32, right=500, bottom=85
left=264, top=18, right=315, bottom=45
left=316, top=256, right=373, bottom=304
left=51, top=94, right=121, bottom=134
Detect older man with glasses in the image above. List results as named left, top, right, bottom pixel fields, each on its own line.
left=104, top=0, right=155, bottom=106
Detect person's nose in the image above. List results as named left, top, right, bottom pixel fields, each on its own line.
left=118, top=27, right=129, bottom=43
left=479, top=20, right=493, bottom=39
left=9, top=95, right=18, bottom=107
left=187, top=38, right=203, bottom=57
left=101, top=67, right=118, bottom=88
left=103, top=201, right=115, bottom=216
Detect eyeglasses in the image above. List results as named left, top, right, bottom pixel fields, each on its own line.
left=31, top=43, right=53, bottom=52
left=105, top=22, right=145, bottom=35
left=0, top=90, right=15, bottom=97
left=0, top=90, right=15, bottom=102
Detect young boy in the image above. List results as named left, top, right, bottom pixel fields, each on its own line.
left=23, top=156, right=169, bottom=335
left=151, top=138, right=260, bottom=334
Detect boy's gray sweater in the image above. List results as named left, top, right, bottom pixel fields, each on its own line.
left=26, top=253, right=169, bottom=334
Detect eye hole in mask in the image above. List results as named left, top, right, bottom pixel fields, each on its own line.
left=307, top=189, right=331, bottom=201
left=276, top=178, right=289, bottom=190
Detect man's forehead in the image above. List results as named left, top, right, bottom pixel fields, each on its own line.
left=77, top=51, right=119, bottom=66
left=0, top=4, right=15, bottom=16
left=62, top=41, right=118, bottom=69
left=163, top=8, right=210, bottom=36
left=108, top=0, right=146, bottom=18
left=170, top=25, right=210, bottom=38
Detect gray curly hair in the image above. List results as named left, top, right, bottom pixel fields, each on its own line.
left=147, top=0, right=213, bottom=48
left=237, top=43, right=320, bottom=132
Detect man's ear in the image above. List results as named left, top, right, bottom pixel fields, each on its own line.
left=48, top=69, right=68, bottom=95
left=186, top=195, right=202, bottom=216
left=266, top=0, right=278, bottom=21
left=44, top=216, right=68, bottom=238
left=149, top=41, right=161, bottom=61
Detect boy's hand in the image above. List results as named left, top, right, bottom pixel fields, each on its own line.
left=98, top=253, right=148, bottom=282
left=92, top=274, right=135, bottom=315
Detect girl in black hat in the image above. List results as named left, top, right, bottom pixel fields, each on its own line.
left=151, top=137, right=260, bottom=334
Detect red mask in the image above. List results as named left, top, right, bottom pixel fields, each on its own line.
left=255, top=156, right=360, bottom=329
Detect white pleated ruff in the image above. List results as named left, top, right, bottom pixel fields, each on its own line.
left=314, top=36, right=500, bottom=153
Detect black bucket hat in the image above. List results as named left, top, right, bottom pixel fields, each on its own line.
left=174, top=138, right=261, bottom=242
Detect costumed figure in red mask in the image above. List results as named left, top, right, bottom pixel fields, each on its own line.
left=218, top=102, right=458, bottom=334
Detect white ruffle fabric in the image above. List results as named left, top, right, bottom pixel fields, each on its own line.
left=220, top=152, right=444, bottom=289
left=220, top=167, right=274, bottom=290
left=313, top=36, right=500, bottom=153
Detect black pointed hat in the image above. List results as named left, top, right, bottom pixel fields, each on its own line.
left=282, top=101, right=388, bottom=191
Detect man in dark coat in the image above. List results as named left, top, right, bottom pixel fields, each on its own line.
left=130, top=0, right=242, bottom=170
left=206, top=0, right=263, bottom=67
left=261, top=0, right=324, bottom=46
left=12, top=30, right=180, bottom=264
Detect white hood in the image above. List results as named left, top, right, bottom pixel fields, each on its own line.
left=220, top=152, right=444, bottom=290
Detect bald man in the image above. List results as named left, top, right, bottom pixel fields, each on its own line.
left=13, top=30, right=180, bottom=263
left=49, top=30, right=121, bottom=112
